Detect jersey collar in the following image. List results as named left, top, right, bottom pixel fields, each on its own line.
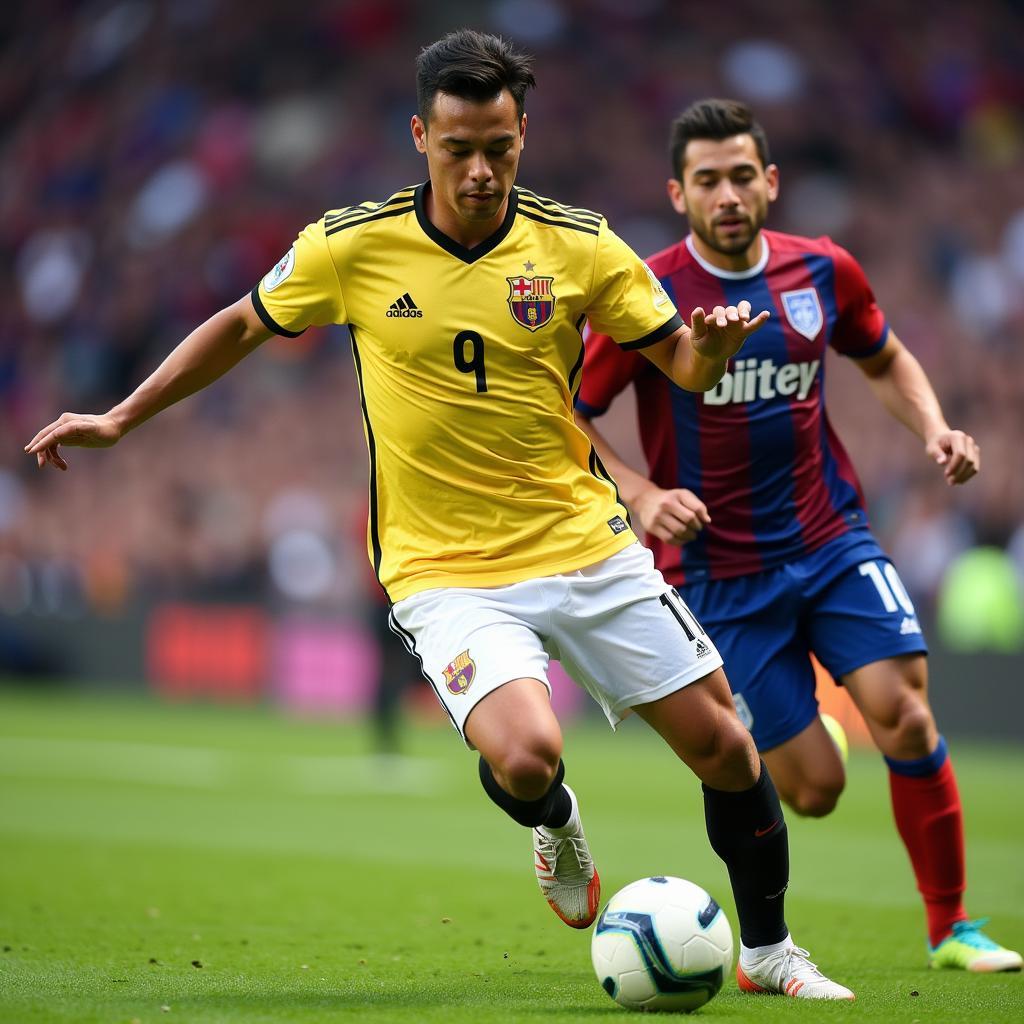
left=685, top=233, right=770, bottom=279
left=414, top=182, right=519, bottom=265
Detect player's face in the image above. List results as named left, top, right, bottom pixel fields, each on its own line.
left=412, top=89, right=526, bottom=235
left=668, top=135, right=778, bottom=259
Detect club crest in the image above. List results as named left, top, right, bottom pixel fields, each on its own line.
left=780, top=287, right=823, bottom=341
left=731, top=693, right=754, bottom=731
left=507, top=275, right=555, bottom=331
left=442, top=650, right=476, bottom=695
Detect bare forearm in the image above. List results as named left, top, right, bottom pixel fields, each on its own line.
left=109, top=300, right=270, bottom=435
left=865, top=347, right=948, bottom=442
left=670, top=342, right=729, bottom=392
left=575, top=413, right=653, bottom=505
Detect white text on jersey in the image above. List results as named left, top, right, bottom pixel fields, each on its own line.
left=703, top=357, right=820, bottom=406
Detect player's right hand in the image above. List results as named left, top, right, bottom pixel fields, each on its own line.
left=24, top=412, right=122, bottom=471
left=633, top=486, right=710, bottom=545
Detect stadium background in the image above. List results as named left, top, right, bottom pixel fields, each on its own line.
left=1, top=0, right=1023, bottom=742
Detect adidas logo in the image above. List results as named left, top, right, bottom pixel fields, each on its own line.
left=387, top=293, right=423, bottom=318
left=899, top=615, right=922, bottom=635
left=694, top=639, right=710, bottom=658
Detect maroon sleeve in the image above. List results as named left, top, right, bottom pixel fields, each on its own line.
left=829, top=242, right=889, bottom=358
left=575, top=321, right=646, bottom=417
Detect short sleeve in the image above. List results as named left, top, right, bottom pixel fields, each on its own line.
left=251, top=218, right=347, bottom=337
left=585, top=223, right=682, bottom=350
left=829, top=243, right=888, bottom=358
left=575, top=322, right=647, bottom=417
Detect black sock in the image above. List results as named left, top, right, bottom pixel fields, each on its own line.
left=703, top=761, right=789, bottom=948
left=478, top=755, right=572, bottom=828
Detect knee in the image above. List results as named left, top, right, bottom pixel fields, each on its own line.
left=787, top=779, right=844, bottom=818
left=890, top=696, right=936, bottom=755
left=698, top=720, right=760, bottom=790
left=491, top=738, right=562, bottom=800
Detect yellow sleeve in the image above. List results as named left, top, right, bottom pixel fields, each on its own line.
left=251, top=218, right=346, bottom=336
left=584, top=222, right=683, bottom=350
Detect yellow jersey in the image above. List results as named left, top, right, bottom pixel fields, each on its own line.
left=253, top=182, right=681, bottom=602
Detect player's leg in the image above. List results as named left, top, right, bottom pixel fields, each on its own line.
left=684, top=569, right=846, bottom=819
left=633, top=671, right=852, bottom=1000
left=551, top=544, right=853, bottom=999
left=843, top=654, right=1021, bottom=972
left=389, top=585, right=599, bottom=928
left=466, top=677, right=601, bottom=928
left=761, top=717, right=846, bottom=818
left=812, top=552, right=1021, bottom=971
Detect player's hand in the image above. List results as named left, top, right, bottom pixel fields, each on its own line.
left=689, top=300, right=770, bottom=362
left=633, top=486, right=710, bottom=546
left=926, top=429, right=979, bottom=486
left=24, top=412, right=122, bottom=471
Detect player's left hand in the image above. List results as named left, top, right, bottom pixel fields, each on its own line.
left=689, top=301, right=770, bottom=362
left=926, top=429, right=979, bottom=485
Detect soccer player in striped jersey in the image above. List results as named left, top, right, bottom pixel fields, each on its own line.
left=576, top=98, right=1021, bottom=975
left=26, top=36, right=853, bottom=999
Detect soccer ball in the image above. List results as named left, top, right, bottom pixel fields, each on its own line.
left=591, top=876, right=734, bottom=1013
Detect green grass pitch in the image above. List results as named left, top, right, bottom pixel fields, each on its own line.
left=0, top=687, right=1020, bottom=1023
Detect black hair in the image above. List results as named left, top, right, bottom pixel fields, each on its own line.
left=669, top=98, right=771, bottom=177
left=416, top=29, right=536, bottom=123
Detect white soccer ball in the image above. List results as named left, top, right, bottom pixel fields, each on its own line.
left=591, top=876, right=734, bottom=1013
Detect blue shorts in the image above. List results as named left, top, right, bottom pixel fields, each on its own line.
left=683, top=531, right=928, bottom=751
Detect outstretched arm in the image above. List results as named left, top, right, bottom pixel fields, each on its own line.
left=640, top=301, right=769, bottom=392
left=25, top=295, right=272, bottom=470
left=855, top=330, right=979, bottom=485
left=574, top=410, right=710, bottom=546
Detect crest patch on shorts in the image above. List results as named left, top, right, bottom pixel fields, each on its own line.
left=732, top=693, right=754, bottom=731
left=443, top=650, right=476, bottom=695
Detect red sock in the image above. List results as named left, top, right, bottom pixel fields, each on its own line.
left=887, top=744, right=968, bottom=946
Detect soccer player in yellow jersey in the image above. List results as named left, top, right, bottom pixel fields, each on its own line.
left=27, top=30, right=853, bottom=1000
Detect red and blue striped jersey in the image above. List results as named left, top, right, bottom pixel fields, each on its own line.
left=577, top=230, right=888, bottom=584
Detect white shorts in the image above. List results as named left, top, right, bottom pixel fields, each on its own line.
left=388, top=542, right=723, bottom=745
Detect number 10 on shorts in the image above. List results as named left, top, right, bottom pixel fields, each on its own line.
left=858, top=560, right=916, bottom=615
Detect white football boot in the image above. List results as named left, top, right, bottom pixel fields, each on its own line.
left=737, top=941, right=855, bottom=1000
left=532, top=784, right=601, bottom=929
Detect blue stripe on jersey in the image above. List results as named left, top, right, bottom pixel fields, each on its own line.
left=803, top=253, right=863, bottom=518
left=719, top=274, right=799, bottom=553
left=660, top=275, right=707, bottom=576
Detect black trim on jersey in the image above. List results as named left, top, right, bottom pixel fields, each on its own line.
left=414, top=182, right=518, bottom=264
left=517, top=207, right=600, bottom=237
left=325, top=204, right=415, bottom=236
left=250, top=286, right=305, bottom=338
left=324, top=190, right=417, bottom=226
left=567, top=338, right=586, bottom=396
left=388, top=609, right=460, bottom=733
left=516, top=188, right=601, bottom=224
left=517, top=196, right=601, bottom=230
left=618, top=312, right=684, bottom=351
left=349, top=327, right=388, bottom=600
left=588, top=445, right=631, bottom=528
left=325, top=204, right=375, bottom=224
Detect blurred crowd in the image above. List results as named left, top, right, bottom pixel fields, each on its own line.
left=2, top=0, right=1023, bottom=634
